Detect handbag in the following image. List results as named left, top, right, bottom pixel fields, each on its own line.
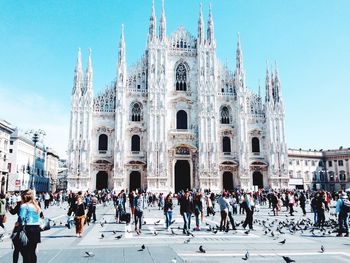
left=18, top=226, right=29, bottom=246
left=40, top=218, right=51, bottom=231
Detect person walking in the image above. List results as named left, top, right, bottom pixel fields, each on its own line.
left=193, top=193, right=203, bottom=231
left=205, top=194, right=215, bottom=217
left=163, top=193, right=173, bottom=230
left=9, top=194, right=22, bottom=263
left=17, top=189, right=43, bottom=263
left=288, top=192, right=295, bottom=216
left=74, top=196, right=86, bottom=237
left=180, top=190, right=193, bottom=235
left=134, top=191, right=144, bottom=234
left=87, top=193, right=97, bottom=224
left=218, top=192, right=230, bottom=231
left=0, top=193, right=6, bottom=230
left=336, top=192, right=349, bottom=237
left=242, top=192, right=254, bottom=230
left=299, top=192, right=307, bottom=216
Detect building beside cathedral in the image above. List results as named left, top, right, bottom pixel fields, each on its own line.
left=67, top=2, right=289, bottom=192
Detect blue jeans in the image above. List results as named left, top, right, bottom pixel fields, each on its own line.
left=182, top=212, right=191, bottom=232
left=165, top=211, right=173, bottom=228
left=339, top=212, right=349, bottom=235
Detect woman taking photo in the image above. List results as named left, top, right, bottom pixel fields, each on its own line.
left=18, top=189, right=42, bottom=263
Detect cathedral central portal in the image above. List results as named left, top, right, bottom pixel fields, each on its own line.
left=174, top=160, right=191, bottom=193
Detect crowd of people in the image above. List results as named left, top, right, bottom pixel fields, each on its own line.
left=0, top=187, right=349, bottom=262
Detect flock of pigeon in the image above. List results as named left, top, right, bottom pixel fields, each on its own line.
left=79, top=211, right=338, bottom=263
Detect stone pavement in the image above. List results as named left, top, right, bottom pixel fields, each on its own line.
left=1, top=200, right=350, bottom=262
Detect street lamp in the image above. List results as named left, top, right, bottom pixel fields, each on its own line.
left=25, top=129, right=46, bottom=190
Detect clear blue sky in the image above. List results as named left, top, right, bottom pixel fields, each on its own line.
left=0, top=0, right=349, bottom=157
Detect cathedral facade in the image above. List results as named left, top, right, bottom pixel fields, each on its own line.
left=67, top=2, right=289, bottom=193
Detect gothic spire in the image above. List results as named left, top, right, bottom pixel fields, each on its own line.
left=148, top=0, right=157, bottom=43
left=207, top=3, right=215, bottom=46
left=117, top=24, right=126, bottom=87
left=265, top=62, right=272, bottom=103
left=236, top=33, right=244, bottom=72
left=274, top=61, right=281, bottom=102
left=83, top=48, right=93, bottom=96
left=198, top=1, right=204, bottom=45
left=72, top=48, right=82, bottom=95
left=159, top=0, right=166, bottom=41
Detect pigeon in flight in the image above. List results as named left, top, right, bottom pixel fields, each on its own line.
left=199, top=245, right=206, bottom=253
left=85, top=251, right=95, bottom=257
left=279, top=239, right=286, bottom=245
left=242, top=251, right=249, bottom=260
left=282, top=256, right=296, bottom=263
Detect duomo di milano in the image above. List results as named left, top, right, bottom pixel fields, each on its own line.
left=67, top=1, right=289, bottom=193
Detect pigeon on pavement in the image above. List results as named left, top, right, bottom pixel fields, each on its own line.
left=85, top=251, right=95, bottom=257
left=199, top=245, right=206, bottom=253
left=242, top=251, right=249, bottom=260
left=282, top=256, right=296, bottom=263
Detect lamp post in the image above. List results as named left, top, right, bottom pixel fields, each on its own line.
left=26, top=129, right=46, bottom=190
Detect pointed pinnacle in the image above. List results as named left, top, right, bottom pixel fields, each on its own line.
left=152, top=0, right=155, bottom=17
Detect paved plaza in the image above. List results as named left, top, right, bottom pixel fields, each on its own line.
left=1, top=201, right=350, bottom=263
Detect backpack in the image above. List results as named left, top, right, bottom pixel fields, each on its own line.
left=341, top=199, right=350, bottom=214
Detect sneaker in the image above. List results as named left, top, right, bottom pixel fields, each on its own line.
left=336, top=233, right=343, bottom=237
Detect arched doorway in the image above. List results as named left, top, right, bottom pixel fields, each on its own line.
left=1, top=176, right=5, bottom=194
left=252, top=171, right=263, bottom=189
left=175, top=160, right=190, bottom=193
left=129, top=171, right=141, bottom=192
left=223, top=172, right=234, bottom=191
left=96, top=171, right=108, bottom=190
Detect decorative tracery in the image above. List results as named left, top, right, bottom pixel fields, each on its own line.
left=131, top=102, right=142, bottom=121
left=175, top=63, right=187, bottom=91
left=220, top=106, right=230, bottom=124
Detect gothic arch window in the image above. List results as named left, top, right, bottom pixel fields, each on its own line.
left=220, top=106, right=230, bottom=124
left=98, top=134, right=108, bottom=151
left=175, top=63, right=187, bottom=91
left=176, top=110, right=188, bottom=129
left=252, top=137, right=260, bottom=153
left=222, top=136, right=231, bottom=153
left=131, top=135, right=140, bottom=152
left=131, top=102, right=142, bottom=121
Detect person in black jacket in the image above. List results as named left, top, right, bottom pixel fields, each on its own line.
left=299, top=192, right=307, bottom=216
left=180, top=190, right=193, bottom=235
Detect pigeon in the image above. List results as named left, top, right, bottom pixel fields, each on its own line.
left=153, top=230, right=158, bottom=236
left=244, top=229, right=250, bottom=235
left=100, top=222, right=104, bottom=227
left=213, top=230, right=218, bottom=234
left=184, top=238, right=191, bottom=244
left=85, top=251, right=95, bottom=257
left=199, top=245, right=206, bottom=253
left=242, top=251, right=249, bottom=260
left=271, top=231, right=275, bottom=237
left=143, top=221, right=147, bottom=225
left=187, top=231, right=195, bottom=237
left=138, top=244, right=146, bottom=251
left=171, top=220, right=176, bottom=225
left=320, top=245, right=325, bottom=253
left=115, top=235, right=122, bottom=239
left=282, top=256, right=296, bottom=263
left=154, top=220, right=161, bottom=225
left=279, top=239, right=286, bottom=245
left=60, top=221, right=63, bottom=225
left=171, top=258, right=177, bottom=263
left=100, top=234, right=104, bottom=239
